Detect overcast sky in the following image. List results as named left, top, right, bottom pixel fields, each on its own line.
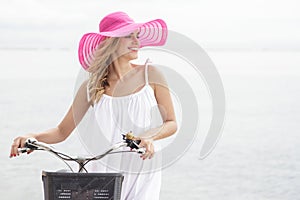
left=1, top=0, right=300, bottom=50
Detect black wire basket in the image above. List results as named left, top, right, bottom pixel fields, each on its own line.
left=42, top=171, right=124, bottom=200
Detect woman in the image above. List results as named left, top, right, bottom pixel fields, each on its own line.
left=10, top=11, right=177, bottom=200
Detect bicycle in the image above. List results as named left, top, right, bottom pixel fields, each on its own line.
left=17, top=132, right=146, bottom=200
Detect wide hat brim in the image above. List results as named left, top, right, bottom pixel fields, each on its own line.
left=78, top=19, right=167, bottom=70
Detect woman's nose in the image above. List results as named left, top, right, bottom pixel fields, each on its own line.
left=132, top=35, right=139, bottom=44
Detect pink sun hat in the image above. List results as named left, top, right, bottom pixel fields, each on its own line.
left=78, top=11, right=168, bottom=70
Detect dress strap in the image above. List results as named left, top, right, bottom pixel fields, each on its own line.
left=144, top=58, right=151, bottom=85
left=86, top=81, right=91, bottom=102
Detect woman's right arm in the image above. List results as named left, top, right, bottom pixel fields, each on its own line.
left=10, top=80, right=91, bottom=157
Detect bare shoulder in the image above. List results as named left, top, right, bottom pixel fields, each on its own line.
left=78, top=79, right=89, bottom=92
left=147, top=64, right=167, bottom=85
left=148, top=64, right=162, bottom=73
left=75, top=79, right=93, bottom=106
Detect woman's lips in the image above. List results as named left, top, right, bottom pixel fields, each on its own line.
left=128, top=47, right=139, bottom=51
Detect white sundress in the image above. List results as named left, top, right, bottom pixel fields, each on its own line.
left=88, top=61, right=163, bottom=200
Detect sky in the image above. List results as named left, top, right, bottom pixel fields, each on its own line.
left=0, top=0, right=300, bottom=50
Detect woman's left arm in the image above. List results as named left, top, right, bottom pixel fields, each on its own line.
left=149, top=65, right=177, bottom=140
left=139, top=65, right=177, bottom=159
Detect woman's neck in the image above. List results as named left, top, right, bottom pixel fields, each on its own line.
left=109, top=59, right=134, bottom=80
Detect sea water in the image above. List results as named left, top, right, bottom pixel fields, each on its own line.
left=0, top=49, right=300, bottom=199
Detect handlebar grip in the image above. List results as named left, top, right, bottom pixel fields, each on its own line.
left=17, top=138, right=39, bottom=153
left=18, top=148, right=30, bottom=154
left=137, top=148, right=146, bottom=154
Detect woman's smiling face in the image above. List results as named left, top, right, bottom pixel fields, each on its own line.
left=116, top=30, right=140, bottom=60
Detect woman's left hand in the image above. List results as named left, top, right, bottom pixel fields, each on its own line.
left=138, top=138, right=154, bottom=160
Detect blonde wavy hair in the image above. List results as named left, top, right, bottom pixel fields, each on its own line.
left=87, top=37, right=121, bottom=103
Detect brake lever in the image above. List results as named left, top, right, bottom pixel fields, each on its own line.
left=24, top=138, right=39, bottom=150
left=128, top=139, right=141, bottom=150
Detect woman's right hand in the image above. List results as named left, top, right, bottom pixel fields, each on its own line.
left=10, top=134, right=35, bottom=158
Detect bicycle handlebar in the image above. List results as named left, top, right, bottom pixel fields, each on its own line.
left=17, top=132, right=146, bottom=173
